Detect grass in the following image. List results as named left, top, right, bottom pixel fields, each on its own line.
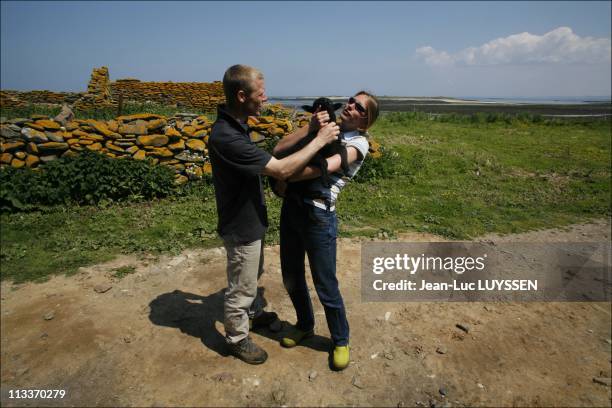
left=0, top=101, right=211, bottom=121
left=112, top=265, right=137, bottom=279
left=340, top=114, right=610, bottom=238
left=1, top=112, right=610, bottom=283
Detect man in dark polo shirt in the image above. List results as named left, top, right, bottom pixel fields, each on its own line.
left=208, top=64, right=339, bottom=364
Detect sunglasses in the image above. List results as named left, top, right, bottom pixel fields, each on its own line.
left=348, top=97, right=367, bottom=116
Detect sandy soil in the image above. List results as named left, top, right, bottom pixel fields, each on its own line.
left=1, top=219, right=611, bottom=407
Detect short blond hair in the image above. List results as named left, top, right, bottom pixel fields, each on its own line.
left=223, top=64, right=264, bottom=107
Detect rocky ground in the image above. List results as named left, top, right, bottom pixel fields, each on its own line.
left=1, top=219, right=611, bottom=407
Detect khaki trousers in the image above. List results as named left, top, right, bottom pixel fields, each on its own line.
left=222, top=238, right=265, bottom=344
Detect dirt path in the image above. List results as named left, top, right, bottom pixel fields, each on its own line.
left=1, top=219, right=611, bottom=407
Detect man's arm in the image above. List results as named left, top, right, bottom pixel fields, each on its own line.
left=263, top=122, right=339, bottom=180
left=272, top=124, right=309, bottom=156
left=272, top=111, right=331, bottom=156
left=286, top=147, right=361, bottom=182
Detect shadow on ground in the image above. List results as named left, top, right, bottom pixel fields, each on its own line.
left=148, top=288, right=332, bottom=356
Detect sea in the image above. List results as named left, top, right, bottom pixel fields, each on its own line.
left=269, top=96, right=612, bottom=109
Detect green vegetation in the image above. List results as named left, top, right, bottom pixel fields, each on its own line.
left=341, top=113, right=611, bottom=238
left=0, top=182, right=221, bottom=282
left=1, top=151, right=177, bottom=212
left=0, top=101, right=210, bottom=121
left=112, top=265, right=137, bottom=279
left=1, top=112, right=610, bottom=283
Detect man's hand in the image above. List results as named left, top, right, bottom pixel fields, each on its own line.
left=309, top=110, right=330, bottom=132
left=315, top=122, right=340, bottom=146
left=263, top=122, right=339, bottom=181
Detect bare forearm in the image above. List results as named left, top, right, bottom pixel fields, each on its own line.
left=276, top=138, right=327, bottom=179
left=287, top=165, right=321, bottom=182
left=287, top=147, right=360, bottom=182
left=263, top=122, right=340, bottom=180
left=272, top=125, right=310, bottom=155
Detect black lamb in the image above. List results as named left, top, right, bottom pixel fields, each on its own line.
left=270, top=97, right=350, bottom=197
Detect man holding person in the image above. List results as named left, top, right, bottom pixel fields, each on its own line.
left=208, top=64, right=339, bottom=364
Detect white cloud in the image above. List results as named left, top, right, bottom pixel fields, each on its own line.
left=416, top=27, right=612, bottom=67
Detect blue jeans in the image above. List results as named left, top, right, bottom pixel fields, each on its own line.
left=280, top=197, right=349, bottom=346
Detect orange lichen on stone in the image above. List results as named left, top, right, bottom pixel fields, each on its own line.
left=105, top=142, right=125, bottom=153
left=181, top=126, right=196, bottom=137
left=125, top=146, right=139, bottom=154
left=146, top=147, right=173, bottom=158
left=165, top=127, right=181, bottom=139
left=146, top=118, right=167, bottom=131
left=11, top=158, right=25, bottom=168
left=34, top=119, right=61, bottom=130
left=268, top=126, right=285, bottom=137
left=24, top=122, right=45, bottom=132
left=186, top=139, right=205, bottom=152
left=37, top=142, right=69, bottom=151
left=1, top=141, right=25, bottom=152
left=137, top=134, right=168, bottom=147
left=72, top=129, right=90, bottom=139
left=25, top=154, right=40, bottom=167
left=193, top=129, right=207, bottom=138
left=1, top=152, right=12, bottom=164
left=82, top=133, right=105, bottom=142
left=116, top=113, right=164, bottom=122
left=66, top=122, right=80, bottom=131
left=258, top=116, right=274, bottom=124
left=107, top=120, right=119, bottom=132
left=118, top=120, right=148, bottom=135
left=86, top=119, right=114, bottom=137
left=133, top=150, right=146, bottom=160
left=168, top=140, right=185, bottom=151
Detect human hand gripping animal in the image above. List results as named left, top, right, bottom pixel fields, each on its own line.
left=269, top=97, right=351, bottom=197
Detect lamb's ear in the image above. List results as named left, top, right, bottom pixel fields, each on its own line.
left=333, top=103, right=343, bottom=111
left=302, top=105, right=314, bottom=113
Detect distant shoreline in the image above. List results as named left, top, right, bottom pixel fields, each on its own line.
left=270, top=96, right=612, bottom=105
left=269, top=96, right=612, bottom=116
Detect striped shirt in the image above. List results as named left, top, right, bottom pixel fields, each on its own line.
left=303, top=130, right=369, bottom=211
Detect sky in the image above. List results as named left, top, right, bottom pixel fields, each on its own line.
left=1, top=1, right=611, bottom=98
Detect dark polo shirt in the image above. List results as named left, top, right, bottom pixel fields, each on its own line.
left=208, top=105, right=272, bottom=243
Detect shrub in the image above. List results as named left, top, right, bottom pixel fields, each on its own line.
left=0, top=151, right=176, bottom=212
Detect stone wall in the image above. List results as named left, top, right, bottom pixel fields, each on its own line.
left=0, top=90, right=83, bottom=110
left=0, top=90, right=82, bottom=105
left=0, top=66, right=225, bottom=112
left=1, top=106, right=384, bottom=184
left=0, top=108, right=295, bottom=185
left=110, top=79, right=225, bottom=112
left=73, top=67, right=116, bottom=111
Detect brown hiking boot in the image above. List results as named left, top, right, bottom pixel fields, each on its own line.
left=227, top=336, right=268, bottom=365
